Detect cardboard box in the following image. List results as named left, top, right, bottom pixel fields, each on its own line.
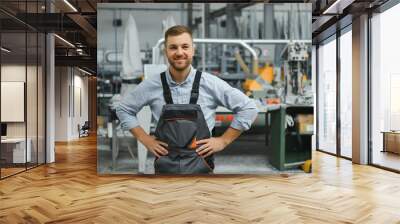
left=296, top=114, right=314, bottom=134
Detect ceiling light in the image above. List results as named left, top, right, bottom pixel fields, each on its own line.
left=323, top=0, right=342, bottom=14
left=1, top=47, right=11, bottom=53
left=322, top=0, right=353, bottom=15
left=63, top=0, right=78, bottom=12
left=78, top=67, right=93, bottom=76
left=76, top=48, right=84, bottom=55
left=54, top=34, right=75, bottom=48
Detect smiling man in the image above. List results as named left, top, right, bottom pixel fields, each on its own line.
left=116, top=25, right=258, bottom=174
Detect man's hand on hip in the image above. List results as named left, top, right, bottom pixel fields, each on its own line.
left=130, top=126, right=168, bottom=158
left=195, top=137, right=227, bottom=157
left=141, top=135, right=169, bottom=158
left=195, top=127, right=243, bottom=157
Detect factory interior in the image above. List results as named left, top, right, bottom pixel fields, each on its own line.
left=1, top=0, right=400, bottom=223
left=96, top=3, right=313, bottom=174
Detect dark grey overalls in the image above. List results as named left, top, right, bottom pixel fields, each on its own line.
left=154, top=70, right=214, bottom=174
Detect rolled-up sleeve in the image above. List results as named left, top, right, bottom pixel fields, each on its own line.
left=213, top=77, right=258, bottom=131
left=116, top=82, right=149, bottom=131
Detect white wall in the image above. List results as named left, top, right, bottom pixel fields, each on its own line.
left=1, top=64, right=46, bottom=164
left=54, top=67, right=89, bottom=141
left=72, top=73, right=89, bottom=138
left=55, top=67, right=68, bottom=141
left=1, top=65, right=26, bottom=140
left=1, top=65, right=29, bottom=138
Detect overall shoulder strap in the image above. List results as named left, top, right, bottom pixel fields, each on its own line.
left=160, top=72, right=173, bottom=104
left=189, top=70, right=202, bottom=104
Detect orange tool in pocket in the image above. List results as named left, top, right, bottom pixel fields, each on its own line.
left=189, top=137, right=197, bottom=149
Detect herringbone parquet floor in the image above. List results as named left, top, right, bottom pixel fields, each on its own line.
left=1, top=136, right=400, bottom=223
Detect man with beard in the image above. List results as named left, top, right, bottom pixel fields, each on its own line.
left=116, top=25, right=258, bottom=174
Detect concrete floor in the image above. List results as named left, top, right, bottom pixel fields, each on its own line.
left=98, top=133, right=304, bottom=174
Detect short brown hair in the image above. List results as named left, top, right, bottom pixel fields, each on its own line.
left=164, top=25, right=193, bottom=46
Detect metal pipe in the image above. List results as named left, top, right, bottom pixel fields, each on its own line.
left=152, top=38, right=165, bottom=64
left=241, top=39, right=312, bottom=44
left=234, top=50, right=251, bottom=77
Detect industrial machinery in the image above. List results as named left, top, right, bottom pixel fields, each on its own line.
left=280, top=42, right=312, bottom=105
left=152, top=38, right=312, bottom=104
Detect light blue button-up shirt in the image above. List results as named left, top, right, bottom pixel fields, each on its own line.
left=116, top=66, right=258, bottom=133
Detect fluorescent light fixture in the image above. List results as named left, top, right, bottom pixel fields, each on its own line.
left=78, top=67, right=93, bottom=76
left=1, top=47, right=11, bottom=53
left=63, top=0, right=78, bottom=12
left=54, top=34, right=75, bottom=48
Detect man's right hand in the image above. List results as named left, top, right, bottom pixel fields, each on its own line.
left=141, top=135, right=169, bottom=158
left=130, top=126, right=168, bottom=158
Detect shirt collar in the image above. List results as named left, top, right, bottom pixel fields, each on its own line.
left=166, top=65, right=195, bottom=86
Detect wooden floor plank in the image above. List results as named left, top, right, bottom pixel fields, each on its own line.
left=0, top=136, right=400, bottom=223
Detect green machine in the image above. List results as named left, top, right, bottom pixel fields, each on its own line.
left=267, top=105, right=313, bottom=172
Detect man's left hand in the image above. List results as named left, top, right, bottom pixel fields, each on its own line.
left=195, top=137, right=228, bottom=157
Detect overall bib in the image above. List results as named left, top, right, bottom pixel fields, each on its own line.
left=154, top=70, right=214, bottom=174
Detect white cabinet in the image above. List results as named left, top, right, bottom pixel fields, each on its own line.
left=1, top=138, right=32, bottom=163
